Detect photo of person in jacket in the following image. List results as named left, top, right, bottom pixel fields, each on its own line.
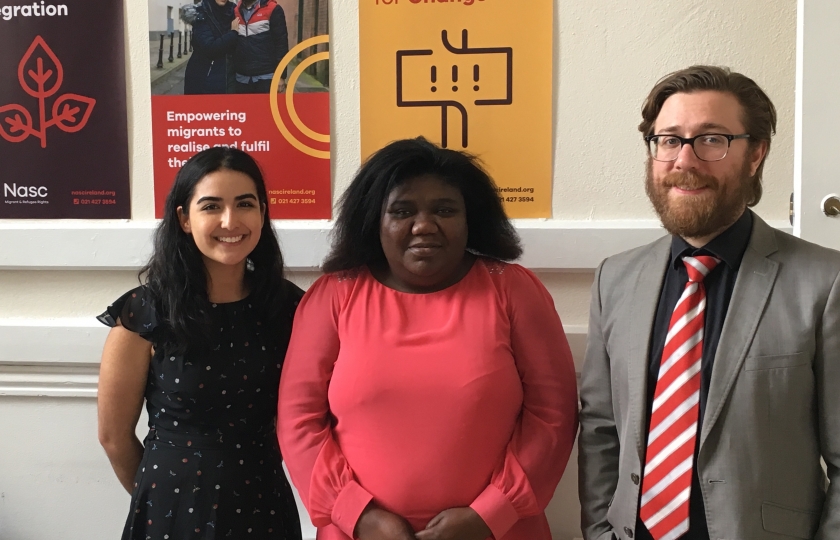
left=233, top=0, right=289, bottom=94
left=183, top=0, right=239, bottom=95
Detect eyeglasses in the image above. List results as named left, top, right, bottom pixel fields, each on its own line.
left=644, top=133, right=751, bottom=162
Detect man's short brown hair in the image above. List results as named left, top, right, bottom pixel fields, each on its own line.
left=639, top=65, right=777, bottom=206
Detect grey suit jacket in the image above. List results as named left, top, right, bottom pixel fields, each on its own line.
left=578, top=213, right=840, bottom=540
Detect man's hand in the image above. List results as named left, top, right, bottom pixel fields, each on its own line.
left=415, top=508, right=492, bottom=540
left=354, top=503, right=415, bottom=540
left=230, top=18, right=240, bottom=32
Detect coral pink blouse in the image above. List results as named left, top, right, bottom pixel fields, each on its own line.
left=278, top=259, right=578, bottom=540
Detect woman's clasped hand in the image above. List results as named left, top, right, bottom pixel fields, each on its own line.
left=355, top=504, right=492, bottom=540
left=415, top=508, right=494, bottom=540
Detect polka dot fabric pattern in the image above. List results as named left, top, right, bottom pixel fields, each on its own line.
left=99, top=284, right=304, bottom=540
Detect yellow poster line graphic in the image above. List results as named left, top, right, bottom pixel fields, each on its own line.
left=270, top=35, right=330, bottom=159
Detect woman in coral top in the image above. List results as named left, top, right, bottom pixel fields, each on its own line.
left=278, top=138, right=579, bottom=540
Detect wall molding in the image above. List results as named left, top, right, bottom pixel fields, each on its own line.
left=0, top=319, right=588, bottom=398
left=0, top=318, right=110, bottom=365
left=0, top=319, right=108, bottom=398
left=0, top=363, right=99, bottom=398
left=0, top=219, right=793, bottom=271
left=0, top=218, right=794, bottom=396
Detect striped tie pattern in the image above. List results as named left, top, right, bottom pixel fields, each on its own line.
left=639, top=255, right=720, bottom=540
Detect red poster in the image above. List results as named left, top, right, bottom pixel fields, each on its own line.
left=0, top=0, right=130, bottom=218
left=149, top=0, right=330, bottom=219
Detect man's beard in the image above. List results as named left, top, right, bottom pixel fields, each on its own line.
left=645, top=159, right=753, bottom=240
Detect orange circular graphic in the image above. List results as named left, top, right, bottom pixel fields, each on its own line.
left=270, top=35, right=330, bottom=160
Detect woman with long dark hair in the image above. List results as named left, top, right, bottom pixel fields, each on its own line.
left=97, top=147, right=302, bottom=539
left=183, top=0, right=239, bottom=94
left=279, top=138, right=578, bottom=540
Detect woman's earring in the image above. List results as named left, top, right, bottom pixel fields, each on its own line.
left=246, top=258, right=255, bottom=272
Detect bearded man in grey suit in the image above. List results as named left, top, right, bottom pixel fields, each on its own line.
left=578, top=65, right=840, bottom=540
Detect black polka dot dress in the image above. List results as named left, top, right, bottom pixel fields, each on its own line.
left=98, top=283, right=304, bottom=540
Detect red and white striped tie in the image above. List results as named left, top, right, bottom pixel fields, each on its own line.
left=639, top=255, right=720, bottom=540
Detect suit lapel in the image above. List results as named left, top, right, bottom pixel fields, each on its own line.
left=627, top=237, right=671, bottom=458
left=699, top=214, right=779, bottom=449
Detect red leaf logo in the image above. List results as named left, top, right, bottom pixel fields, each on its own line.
left=18, top=36, right=64, bottom=99
left=0, top=104, right=34, bottom=143
left=51, top=94, right=96, bottom=133
left=1, top=36, right=95, bottom=148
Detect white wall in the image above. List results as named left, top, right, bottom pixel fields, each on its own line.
left=148, top=0, right=174, bottom=33
left=0, top=0, right=797, bottom=539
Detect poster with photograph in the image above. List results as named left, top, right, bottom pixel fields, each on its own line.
left=150, top=0, right=330, bottom=219
left=0, top=0, right=130, bottom=218
left=359, top=0, right=554, bottom=218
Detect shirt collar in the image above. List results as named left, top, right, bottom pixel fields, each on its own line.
left=669, top=209, right=753, bottom=272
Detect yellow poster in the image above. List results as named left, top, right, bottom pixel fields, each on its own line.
left=359, top=0, right=554, bottom=218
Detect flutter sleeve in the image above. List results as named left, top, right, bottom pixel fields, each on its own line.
left=469, top=263, right=580, bottom=539
left=97, top=286, right=159, bottom=342
left=277, top=273, right=373, bottom=538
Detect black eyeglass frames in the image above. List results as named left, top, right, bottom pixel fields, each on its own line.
left=644, top=133, right=751, bottom=162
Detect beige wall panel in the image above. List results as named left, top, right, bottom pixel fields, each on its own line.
left=554, top=0, right=795, bottom=221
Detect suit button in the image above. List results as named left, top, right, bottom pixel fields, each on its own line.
left=631, top=473, right=640, bottom=485
left=624, top=527, right=634, bottom=537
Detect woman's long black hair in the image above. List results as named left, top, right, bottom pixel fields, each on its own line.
left=141, top=147, right=288, bottom=351
left=323, top=137, right=522, bottom=272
